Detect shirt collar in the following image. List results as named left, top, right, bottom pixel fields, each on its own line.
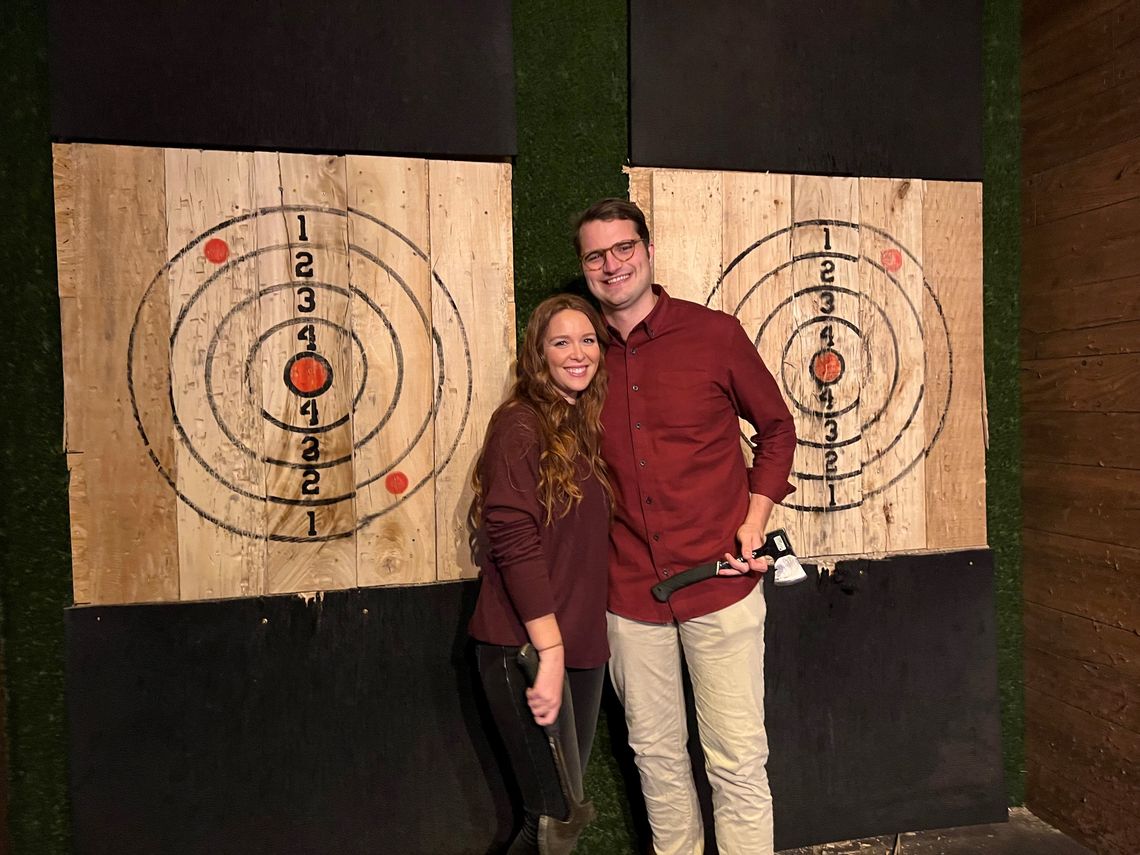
left=605, top=284, right=671, bottom=342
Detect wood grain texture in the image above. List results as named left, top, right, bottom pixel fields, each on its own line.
left=348, top=156, right=436, bottom=587
left=257, top=153, right=358, bottom=594
left=429, top=160, right=515, bottom=581
left=923, top=181, right=987, bottom=551
left=52, top=143, right=180, bottom=605
left=1023, top=461, right=1140, bottom=549
left=1026, top=685, right=1140, bottom=821
left=1028, top=757, right=1140, bottom=855
left=1021, top=353, right=1140, bottom=412
left=1021, top=274, right=1140, bottom=360
left=165, top=148, right=266, bottom=600
left=650, top=168, right=721, bottom=306
left=1023, top=411, right=1140, bottom=469
left=859, top=178, right=925, bottom=554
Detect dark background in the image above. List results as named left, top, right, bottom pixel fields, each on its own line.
left=1, top=0, right=1021, bottom=851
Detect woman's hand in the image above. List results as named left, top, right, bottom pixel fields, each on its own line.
left=526, top=645, right=564, bottom=726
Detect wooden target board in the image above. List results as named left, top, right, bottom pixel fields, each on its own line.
left=629, top=167, right=986, bottom=560
left=54, top=144, right=514, bottom=605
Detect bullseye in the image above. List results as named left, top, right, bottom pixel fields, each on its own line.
left=811, top=349, right=844, bottom=385
left=284, top=352, right=333, bottom=398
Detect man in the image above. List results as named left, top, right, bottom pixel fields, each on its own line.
left=574, top=198, right=797, bottom=854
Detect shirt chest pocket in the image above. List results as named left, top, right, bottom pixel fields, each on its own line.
left=652, top=370, right=725, bottom=429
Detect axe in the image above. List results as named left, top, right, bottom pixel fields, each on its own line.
left=650, top=528, right=807, bottom=602
left=516, top=644, right=596, bottom=855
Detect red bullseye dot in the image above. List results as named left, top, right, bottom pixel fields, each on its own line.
left=204, top=238, right=229, bottom=264
left=813, top=351, right=843, bottom=384
left=385, top=472, right=409, bottom=495
left=881, top=248, right=903, bottom=272
left=289, top=356, right=329, bottom=395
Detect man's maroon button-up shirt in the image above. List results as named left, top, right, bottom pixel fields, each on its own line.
left=601, top=287, right=797, bottom=623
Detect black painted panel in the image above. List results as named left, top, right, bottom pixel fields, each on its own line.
left=630, top=0, right=983, bottom=180
left=764, top=549, right=1006, bottom=849
left=49, top=0, right=516, bottom=157
left=66, top=584, right=513, bottom=855
left=66, top=549, right=1004, bottom=854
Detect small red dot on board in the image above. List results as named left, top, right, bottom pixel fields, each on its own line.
left=289, top=356, right=329, bottom=395
left=812, top=351, right=843, bottom=384
left=385, top=472, right=409, bottom=495
left=204, top=238, right=229, bottom=264
left=881, top=249, right=903, bottom=273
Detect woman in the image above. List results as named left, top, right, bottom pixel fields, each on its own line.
left=468, top=293, right=612, bottom=855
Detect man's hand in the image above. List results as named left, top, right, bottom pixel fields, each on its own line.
left=721, top=493, right=777, bottom=575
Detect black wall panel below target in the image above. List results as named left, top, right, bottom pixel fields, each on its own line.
left=50, top=0, right=516, bottom=157
left=763, top=549, right=1006, bottom=849
left=631, top=0, right=983, bottom=180
left=66, top=583, right=514, bottom=855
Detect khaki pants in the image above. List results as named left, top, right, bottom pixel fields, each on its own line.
left=607, top=585, right=772, bottom=855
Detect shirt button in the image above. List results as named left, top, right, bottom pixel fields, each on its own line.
left=639, top=459, right=646, bottom=467
left=635, top=422, right=641, bottom=429
left=662, top=568, right=670, bottom=577
left=646, top=496, right=653, bottom=505
left=632, top=384, right=639, bottom=391
left=631, top=347, right=638, bottom=355
left=653, top=533, right=660, bottom=541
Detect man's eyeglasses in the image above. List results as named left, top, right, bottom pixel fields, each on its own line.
left=580, top=239, right=647, bottom=271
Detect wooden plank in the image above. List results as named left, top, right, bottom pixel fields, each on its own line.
left=1022, top=0, right=1128, bottom=68
left=1026, top=686, right=1140, bottom=816
left=1022, top=194, right=1140, bottom=292
left=347, top=155, right=437, bottom=587
left=164, top=148, right=266, bottom=600
left=1021, top=278, right=1140, bottom=360
left=1021, top=61, right=1115, bottom=139
left=1023, top=461, right=1140, bottom=549
left=1022, top=8, right=1114, bottom=97
left=649, top=168, right=722, bottom=306
left=1115, top=0, right=1140, bottom=48
left=254, top=153, right=358, bottom=594
left=53, top=143, right=180, bottom=605
left=1022, top=72, right=1140, bottom=176
left=429, top=161, right=515, bottom=581
left=718, top=171, right=798, bottom=546
left=789, top=175, right=862, bottom=558
left=1021, top=353, right=1140, bottom=412
left=858, top=178, right=926, bottom=554
left=1028, top=758, right=1140, bottom=855
left=1024, top=601, right=1140, bottom=680
left=923, top=181, right=986, bottom=550
left=627, top=166, right=654, bottom=238
left=1026, top=645, right=1140, bottom=735
left=1023, top=411, right=1140, bottom=469
left=1023, top=136, right=1140, bottom=225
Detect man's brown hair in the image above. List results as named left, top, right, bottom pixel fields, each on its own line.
left=572, top=198, right=650, bottom=256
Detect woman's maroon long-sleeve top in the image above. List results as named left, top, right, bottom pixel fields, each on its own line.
left=467, top=403, right=610, bottom=669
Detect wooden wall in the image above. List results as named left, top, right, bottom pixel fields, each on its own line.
left=1021, top=3, right=1140, bottom=853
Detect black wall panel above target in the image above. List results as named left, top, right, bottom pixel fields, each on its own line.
left=49, top=0, right=516, bottom=157
left=630, top=0, right=983, bottom=180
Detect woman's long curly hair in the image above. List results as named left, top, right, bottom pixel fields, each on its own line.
left=472, top=294, right=613, bottom=525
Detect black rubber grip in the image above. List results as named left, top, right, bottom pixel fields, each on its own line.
left=516, top=643, right=540, bottom=686
left=650, top=563, right=719, bottom=602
